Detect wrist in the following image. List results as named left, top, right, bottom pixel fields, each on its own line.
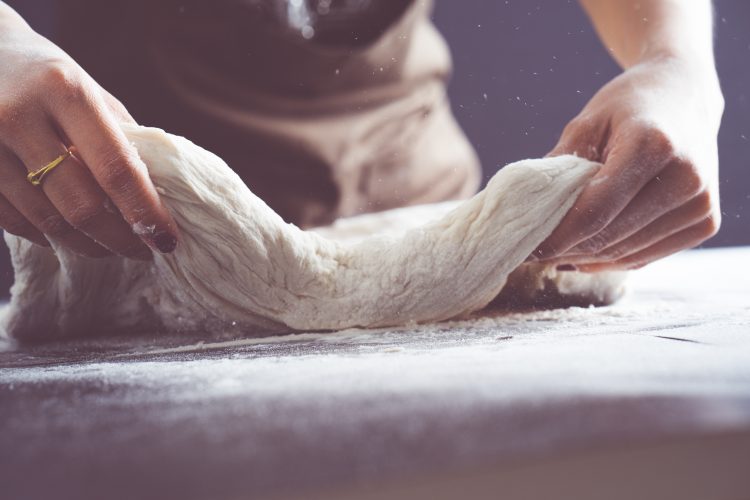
left=630, top=53, right=725, bottom=127
left=634, top=51, right=721, bottom=94
left=636, top=44, right=716, bottom=73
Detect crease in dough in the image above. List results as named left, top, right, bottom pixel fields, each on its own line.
left=2, top=125, right=625, bottom=341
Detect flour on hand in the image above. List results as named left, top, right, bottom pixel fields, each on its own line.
left=2, top=125, right=625, bottom=341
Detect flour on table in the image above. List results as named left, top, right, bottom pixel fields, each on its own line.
left=1, top=125, right=626, bottom=341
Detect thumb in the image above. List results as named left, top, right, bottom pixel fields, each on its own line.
left=547, top=115, right=606, bottom=161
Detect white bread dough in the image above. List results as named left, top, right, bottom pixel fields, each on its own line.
left=2, top=125, right=625, bottom=340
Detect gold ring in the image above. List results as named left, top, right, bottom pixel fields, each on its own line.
left=27, top=148, right=75, bottom=186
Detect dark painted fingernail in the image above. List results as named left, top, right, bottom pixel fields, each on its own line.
left=152, top=231, right=178, bottom=253
left=556, top=264, right=578, bottom=272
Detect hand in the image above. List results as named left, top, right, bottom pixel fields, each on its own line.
left=0, top=8, right=177, bottom=259
left=534, top=56, right=724, bottom=272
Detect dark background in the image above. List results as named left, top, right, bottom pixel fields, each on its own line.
left=1, top=0, right=748, bottom=297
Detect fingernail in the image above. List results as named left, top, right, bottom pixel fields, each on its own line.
left=152, top=231, right=178, bottom=253
left=556, top=264, right=578, bottom=272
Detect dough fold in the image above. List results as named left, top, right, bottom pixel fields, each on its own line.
left=2, top=125, right=624, bottom=341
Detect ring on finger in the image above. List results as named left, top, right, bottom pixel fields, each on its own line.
left=27, top=147, right=75, bottom=186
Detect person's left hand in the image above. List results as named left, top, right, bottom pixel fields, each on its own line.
left=533, top=55, right=724, bottom=272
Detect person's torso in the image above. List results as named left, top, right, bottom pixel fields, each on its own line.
left=57, top=0, right=480, bottom=226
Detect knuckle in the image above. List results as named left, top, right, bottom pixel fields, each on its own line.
left=39, top=63, right=87, bottom=105
left=672, top=159, right=705, bottom=197
left=702, top=212, right=721, bottom=238
left=578, top=231, right=611, bottom=255
left=37, top=212, right=73, bottom=238
left=622, top=120, right=674, bottom=165
left=56, top=80, right=87, bottom=106
left=692, top=190, right=714, bottom=217
left=602, top=244, right=628, bottom=261
left=96, top=147, right=140, bottom=193
left=577, top=208, right=611, bottom=237
left=39, top=62, right=75, bottom=88
left=637, top=126, right=675, bottom=159
left=66, top=202, right=109, bottom=232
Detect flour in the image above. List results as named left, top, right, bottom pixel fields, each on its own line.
left=2, top=125, right=625, bottom=341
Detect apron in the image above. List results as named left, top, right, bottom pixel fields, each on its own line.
left=58, top=0, right=480, bottom=227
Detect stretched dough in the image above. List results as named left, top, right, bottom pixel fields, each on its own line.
left=2, top=125, right=616, bottom=341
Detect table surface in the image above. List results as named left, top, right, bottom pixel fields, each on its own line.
left=1, top=247, right=749, bottom=500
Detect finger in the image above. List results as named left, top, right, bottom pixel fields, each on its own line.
left=549, top=190, right=713, bottom=267
left=100, top=87, right=136, bottom=125
left=10, top=117, right=152, bottom=260
left=535, top=126, right=674, bottom=260
left=44, top=79, right=178, bottom=253
left=577, top=215, right=720, bottom=273
left=0, top=193, right=49, bottom=247
left=0, top=147, right=111, bottom=258
left=565, top=158, right=704, bottom=256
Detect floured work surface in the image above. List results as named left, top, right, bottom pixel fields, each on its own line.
left=1, top=248, right=749, bottom=500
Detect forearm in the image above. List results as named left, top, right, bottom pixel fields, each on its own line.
left=578, top=0, right=715, bottom=70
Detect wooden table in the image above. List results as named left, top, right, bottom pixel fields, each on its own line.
left=1, top=247, right=749, bottom=500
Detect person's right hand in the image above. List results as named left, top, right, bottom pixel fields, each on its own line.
left=0, top=6, right=178, bottom=259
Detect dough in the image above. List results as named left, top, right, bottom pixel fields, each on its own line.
left=1, top=125, right=626, bottom=341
